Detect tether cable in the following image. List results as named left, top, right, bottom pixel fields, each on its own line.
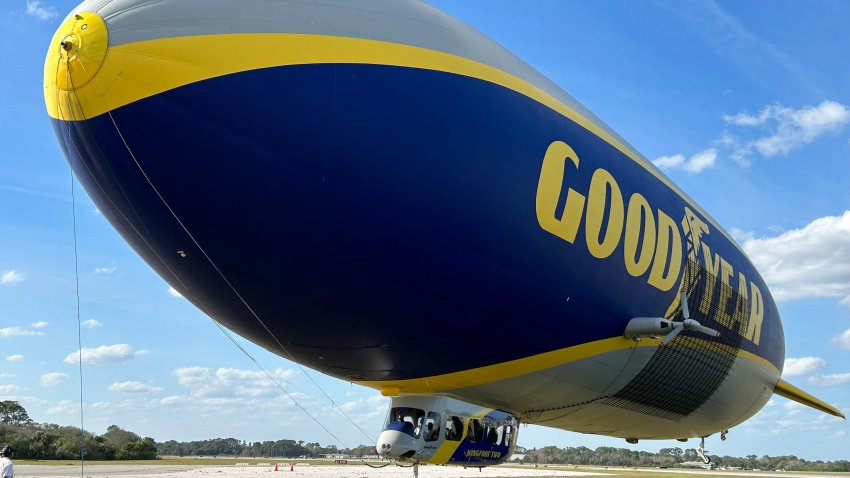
left=57, top=76, right=354, bottom=453
left=206, top=315, right=350, bottom=448
left=105, top=107, right=378, bottom=445
left=61, top=79, right=356, bottom=449
left=70, top=161, right=86, bottom=478
left=57, top=31, right=86, bottom=478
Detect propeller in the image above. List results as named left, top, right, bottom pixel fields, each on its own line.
left=660, top=291, right=720, bottom=346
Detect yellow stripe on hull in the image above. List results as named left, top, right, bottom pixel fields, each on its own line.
left=363, top=336, right=780, bottom=395
left=44, top=32, right=739, bottom=252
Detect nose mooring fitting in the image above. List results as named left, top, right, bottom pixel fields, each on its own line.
left=60, top=35, right=78, bottom=53
left=46, top=12, right=108, bottom=92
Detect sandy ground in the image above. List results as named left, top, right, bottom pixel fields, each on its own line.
left=14, top=464, right=846, bottom=478
left=14, top=463, right=609, bottom=477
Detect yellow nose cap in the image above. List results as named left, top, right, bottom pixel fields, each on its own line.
left=47, top=12, right=108, bottom=90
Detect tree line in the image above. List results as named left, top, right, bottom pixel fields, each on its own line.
left=1, top=401, right=371, bottom=460
left=156, top=438, right=373, bottom=458
left=1, top=401, right=156, bottom=460
left=520, top=445, right=850, bottom=472
left=3, top=401, right=847, bottom=470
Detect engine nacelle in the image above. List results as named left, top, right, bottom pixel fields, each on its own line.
left=376, top=395, right=519, bottom=466
left=623, top=316, right=674, bottom=339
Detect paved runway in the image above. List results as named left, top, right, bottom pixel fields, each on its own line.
left=15, top=464, right=201, bottom=476
left=14, top=464, right=609, bottom=477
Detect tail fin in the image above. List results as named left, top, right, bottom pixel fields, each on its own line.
left=774, top=379, right=845, bottom=418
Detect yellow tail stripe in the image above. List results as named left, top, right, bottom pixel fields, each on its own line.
left=774, top=378, right=845, bottom=418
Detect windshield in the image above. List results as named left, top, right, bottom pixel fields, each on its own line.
left=383, top=407, right=425, bottom=438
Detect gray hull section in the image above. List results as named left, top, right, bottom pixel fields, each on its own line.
left=441, top=347, right=775, bottom=439
left=68, top=0, right=649, bottom=179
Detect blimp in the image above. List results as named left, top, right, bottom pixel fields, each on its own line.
left=45, top=0, right=843, bottom=469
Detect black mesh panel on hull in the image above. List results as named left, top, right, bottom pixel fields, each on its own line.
left=602, top=260, right=750, bottom=421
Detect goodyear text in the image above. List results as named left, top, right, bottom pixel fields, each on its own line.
left=535, top=140, right=763, bottom=345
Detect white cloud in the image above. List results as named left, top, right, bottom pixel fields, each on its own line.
left=6, top=354, right=24, bottom=362
left=47, top=400, right=79, bottom=416
left=160, top=395, right=188, bottom=406
left=63, top=344, right=146, bottom=364
left=93, top=266, right=117, bottom=274
left=172, top=366, right=209, bottom=386
left=652, top=149, right=716, bottom=173
left=108, top=381, right=163, bottom=394
left=82, top=319, right=102, bottom=328
left=336, top=395, right=390, bottom=425
left=172, top=366, right=298, bottom=399
left=683, top=148, right=718, bottom=173
left=0, top=326, right=44, bottom=337
left=724, top=112, right=765, bottom=127
left=339, top=394, right=389, bottom=413
left=124, top=367, right=342, bottom=423
left=652, top=154, right=684, bottom=169
left=167, top=287, right=183, bottom=298
left=832, top=328, right=850, bottom=349
left=723, top=101, right=850, bottom=163
left=1, top=270, right=23, bottom=285
left=806, top=373, right=850, bottom=387
left=770, top=414, right=844, bottom=434
left=0, top=385, right=24, bottom=394
left=741, top=211, right=850, bottom=302
left=750, top=398, right=846, bottom=434
left=783, top=357, right=826, bottom=377
left=730, top=227, right=755, bottom=244
left=25, top=0, right=57, bottom=21
left=31, top=321, right=48, bottom=329
left=40, top=372, right=70, bottom=387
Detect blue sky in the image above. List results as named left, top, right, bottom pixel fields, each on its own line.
left=2, top=0, right=849, bottom=461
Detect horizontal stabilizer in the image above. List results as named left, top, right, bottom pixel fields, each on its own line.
left=774, top=379, right=845, bottom=418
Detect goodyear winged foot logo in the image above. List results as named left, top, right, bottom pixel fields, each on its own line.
left=535, top=140, right=763, bottom=345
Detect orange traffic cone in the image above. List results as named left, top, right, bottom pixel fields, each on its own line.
left=290, top=463, right=294, bottom=472
left=274, top=463, right=279, bottom=471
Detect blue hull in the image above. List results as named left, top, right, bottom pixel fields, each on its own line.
left=54, top=62, right=783, bottom=380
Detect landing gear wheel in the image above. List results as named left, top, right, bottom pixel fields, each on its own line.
left=696, top=436, right=711, bottom=465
